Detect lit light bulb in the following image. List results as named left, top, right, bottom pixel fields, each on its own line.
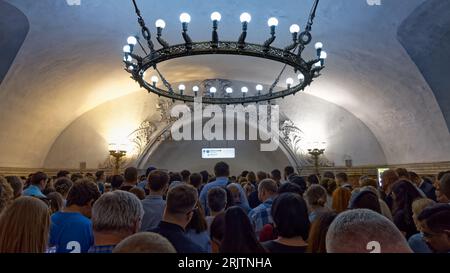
left=268, top=17, right=279, bottom=27
left=298, top=74, right=305, bottom=82
left=241, top=87, right=249, bottom=93
left=124, top=55, right=132, bottom=62
left=123, top=45, right=131, bottom=53
left=127, top=36, right=137, bottom=45
left=226, top=87, right=233, bottom=94
left=151, top=76, right=159, bottom=83
left=155, top=19, right=166, bottom=29
left=211, top=12, right=222, bottom=22
left=320, top=51, right=328, bottom=59
left=315, top=61, right=322, bottom=67
left=256, top=84, right=263, bottom=91
left=210, top=87, right=217, bottom=93
left=315, top=42, right=323, bottom=50
left=128, top=65, right=135, bottom=71
left=286, top=78, right=294, bottom=86
left=240, top=12, right=251, bottom=23
left=178, top=84, right=186, bottom=91
left=180, top=13, right=191, bottom=23
left=290, top=24, right=300, bottom=34
left=193, top=86, right=199, bottom=92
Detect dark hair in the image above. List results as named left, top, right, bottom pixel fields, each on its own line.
left=66, top=179, right=101, bottom=207
left=270, top=169, right=282, bottom=181
left=47, top=192, right=64, bottom=213
left=186, top=203, right=208, bottom=233
left=56, top=170, right=70, bottom=178
left=124, top=167, right=138, bottom=183
left=240, top=171, right=249, bottom=178
left=348, top=190, right=381, bottom=214
left=256, top=171, right=268, bottom=182
left=5, top=176, right=22, bottom=198
left=320, top=178, right=337, bottom=195
left=111, top=175, right=125, bottom=190
left=148, top=170, right=169, bottom=192
left=145, top=166, right=157, bottom=178
left=323, top=171, right=335, bottom=180
left=408, top=172, right=420, bottom=181
left=307, top=174, right=320, bottom=185
left=200, top=171, right=209, bottom=185
left=335, top=172, right=348, bottom=182
left=440, top=173, right=450, bottom=199
left=95, top=171, right=105, bottom=180
left=290, top=176, right=306, bottom=194
left=210, top=212, right=225, bottom=243
left=418, top=204, right=450, bottom=233
left=284, top=166, right=295, bottom=177
left=70, top=173, right=83, bottom=183
left=166, top=184, right=198, bottom=215
left=54, top=178, right=73, bottom=197
left=272, top=193, right=310, bottom=239
left=278, top=182, right=303, bottom=195
left=129, top=187, right=145, bottom=200
left=307, top=212, right=337, bottom=253
left=169, top=172, right=182, bottom=184
left=396, top=168, right=410, bottom=179
left=437, top=171, right=450, bottom=181
left=181, top=170, right=191, bottom=182
left=207, top=187, right=227, bottom=212
left=220, top=206, right=266, bottom=253
left=391, top=180, right=422, bottom=235
left=30, top=172, right=48, bottom=186
left=189, top=173, right=203, bottom=188
left=214, top=162, right=230, bottom=178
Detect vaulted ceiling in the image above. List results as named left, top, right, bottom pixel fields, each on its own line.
left=0, top=0, right=449, bottom=168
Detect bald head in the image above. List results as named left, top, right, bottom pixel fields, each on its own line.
left=326, top=209, right=412, bottom=253
left=113, top=232, right=176, bottom=253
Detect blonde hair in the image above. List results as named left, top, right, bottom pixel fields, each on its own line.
left=0, top=176, right=14, bottom=214
left=0, top=196, right=50, bottom=253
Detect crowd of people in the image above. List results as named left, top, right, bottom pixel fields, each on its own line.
left=0, top=163, right=449, bottom=253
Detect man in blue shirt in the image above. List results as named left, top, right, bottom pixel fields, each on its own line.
left=199, top=162, right=248, bottom=215
left=248, top=179, right=278, bottom=236
left=23, top=172, right=47, bottom=199
left=141, top=170, right=169, bottom=231
left=49, top=179, right=101, bottom=253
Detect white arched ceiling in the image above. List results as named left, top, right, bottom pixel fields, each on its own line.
left=0, top=0, right=449, bottom=168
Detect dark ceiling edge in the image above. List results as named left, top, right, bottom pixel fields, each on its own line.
left=396, top=0, right=450, bottom=133
left=0, top=0, right=30, bottom=86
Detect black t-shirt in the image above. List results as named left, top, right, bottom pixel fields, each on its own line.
left=262, top=240, right=307, bottom=253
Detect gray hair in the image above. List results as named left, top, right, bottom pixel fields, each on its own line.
left=326, top=209, right=412, bottom=253
left=113, top=232, right=176, bottom=253
left=92, top=190, right=144, bottom=233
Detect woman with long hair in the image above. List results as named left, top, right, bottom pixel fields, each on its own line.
left=185, top=202, right=211, bottom=253
left=220, top=206, right=266, bottom=253
left=307, top=211, right=337, bottom=253
left=391, top=180, right=423, bottom=239
left=0, top=196, right=51, bottom=253
left=332, top=187, right=352, bottom=213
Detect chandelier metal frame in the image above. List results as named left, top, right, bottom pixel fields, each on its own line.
left=124, top=0, right=326, bottom=105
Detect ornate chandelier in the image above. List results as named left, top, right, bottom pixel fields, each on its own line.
left=123, top=0, right=326, bottom=105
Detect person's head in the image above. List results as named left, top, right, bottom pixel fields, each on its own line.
left=418, top=204, right=450, bottom=253
left=331, top=187, right=352, bottom=213
left=189, top=173, right=203, bottom=189
left=278, top=182, right=303, bottom=195
left=214, top=162, right=230, bottom=178
left=258, top=179, right=278, bottom=202
left=304, top=184, right=327, bottom=209
left=47, top=192, right=64, bottom=213
left=169, top=172, right=182, bottom=184
left=411, top=198, right=435, bottom=232
left=326, top=209, right=412, bottom=253
left=70, top=173, right=83, bottom=183
left=200, top=171, right=209, bottom=185
left=396, top=168, right=410, bottom=180
left=391, top=180, right=422, bottom=214
left=145, top=166, right=157, bottom=178
left=409, top=172, right=421, bottom=186
left=186, top=202, right=208, bottom=233
left=320, top=178, right=337, bottom=196
left=226, top=184, right=241, bottom=204
left=438, top=173, right=450, bottom=203
left=359, top=178, right=378, bottom=189
left=335, top=172, right=348, bottom=186
left=207, top=187, right=227, bottom=214
left=30, top=172, right=48, bottom=190
left=323, top=171, right=335, bottom=180
left=307, top=174, right=320, bottom=187
left=270, top=169, right=282, bottom=182
left=348, top=188, right=381, bottom=214
left=284, top=166, right=295, bottom=179
left=246, top=171, right=256, bottom=184
left=113, top=232, right=176, bottom=253
left=210, top=212, right=225, bottom=253
left=129, top=187, right=145, bottom=200
left=181, top=170, right=191, bottom=183
left=164, top=184, right=198, bottom=229
left=66, top=179, right=101, bottom=218
left=92, top=191, right=144, bottom=238
left=5, top=176, right=23, bottom=199
left=147, top=170, right=169, bottom=194
left=0, top=177, right=14, bottom=213
left=56, top=170, right=70, bottom=179
left=95, top=170, right=106, bottom=182
left=220, top=206, right=266, bottom=253
left=307, top=211, right=337, bottom=253
left=381, top=169, right=399, bottom=193
left=53, top=177, right=73, bottom=199
left=290, top=175, right=307, bottom=194
left=256, top=171, right=268, bottom=183
left=111, top=175, right=125, bottom=190
left=0, top=197, right=50, bottom=253
left=272, top=193, right=310, bottom=240
left=242, top=182, right=254, bottom=197
left=124, top=167, right=138, bottom=184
